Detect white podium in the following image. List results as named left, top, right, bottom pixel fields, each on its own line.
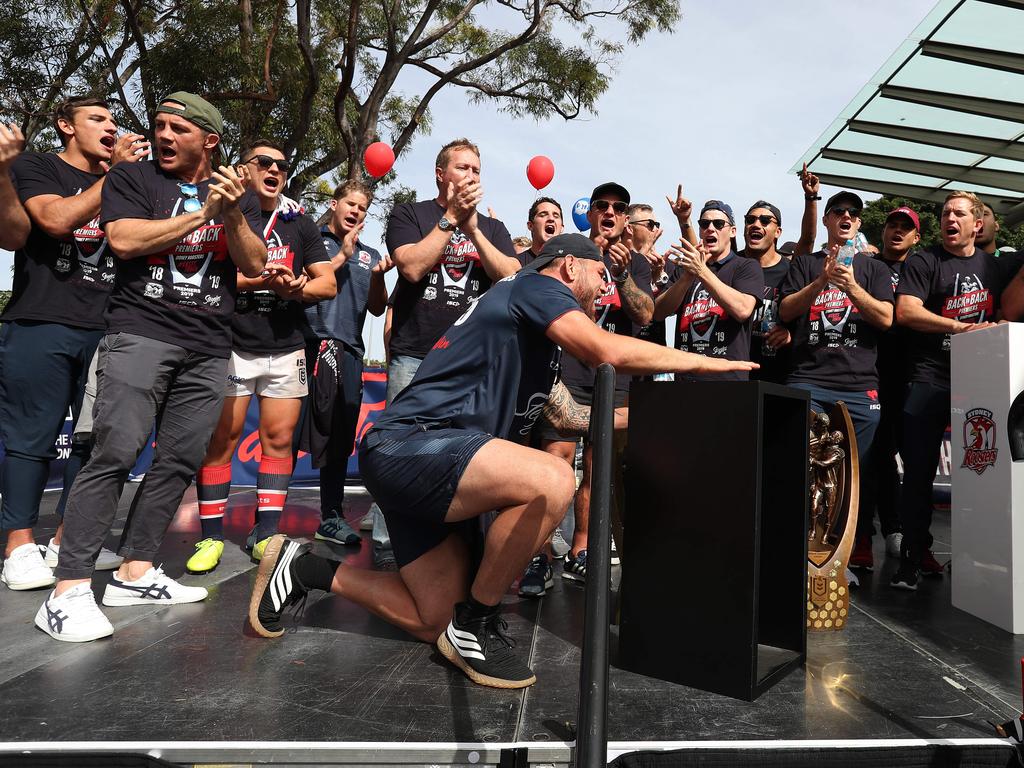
left=951, top=322, right=1024, bottom=633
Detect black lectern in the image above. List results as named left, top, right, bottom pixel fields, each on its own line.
left=619, top=380, right=809, bottom=701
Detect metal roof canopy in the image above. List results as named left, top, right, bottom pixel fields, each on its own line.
left=793, top=0, right=1024, bottom=226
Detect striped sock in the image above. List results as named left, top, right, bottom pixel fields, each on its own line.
left=197, top=463, right=232, bottom=541
left=256, top=455, right=292, bottom=540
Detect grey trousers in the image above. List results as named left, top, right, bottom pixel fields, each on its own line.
left=54, top=332, right=227, bottom=580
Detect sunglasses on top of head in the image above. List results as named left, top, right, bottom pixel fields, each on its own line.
left=591, top=199, right=628, bottom=214
left=743, top=214, right=777, bottom=227
left=246, top=154, right=291, bottom=174
left=697, top=218, right=730, bottom=231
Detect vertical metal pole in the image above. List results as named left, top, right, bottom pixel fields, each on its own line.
left=575, top=363, right=615, bottom=768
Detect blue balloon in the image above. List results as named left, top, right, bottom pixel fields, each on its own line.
left=572, top=197, right=591, bottom=231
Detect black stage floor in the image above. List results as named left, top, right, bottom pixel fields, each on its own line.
left=0, top=487, right=1021, bottom=766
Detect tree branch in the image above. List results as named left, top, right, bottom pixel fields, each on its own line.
left=285, top=0, right=321, bottom=161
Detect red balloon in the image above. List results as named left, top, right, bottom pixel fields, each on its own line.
left=364, top=142, right=395, bottom=178
left=527, top=155, right=554, bottom=190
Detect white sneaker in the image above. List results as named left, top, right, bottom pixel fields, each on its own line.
left=41, top=538, right=123, bottom=571
left=35, top=583, right=113, bottom=642
left=550, top=528, right=571, bottom=559
left=360, top=502, right=379, bottom=531
left=2, top=542, right=56, bottom=590
left=886, top=532, right=904, bottom=558
left=102, top=566, right=208, bottom=607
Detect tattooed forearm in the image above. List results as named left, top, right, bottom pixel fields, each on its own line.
left=542, top=380, right=592, bottom=437
left=618, top=273, right=654, bottom=325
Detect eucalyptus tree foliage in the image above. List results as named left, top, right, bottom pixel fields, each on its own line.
left=0, top=0, right=678, bottom=211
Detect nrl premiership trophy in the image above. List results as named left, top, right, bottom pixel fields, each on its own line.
left=807, top=403, right=859, bottom=632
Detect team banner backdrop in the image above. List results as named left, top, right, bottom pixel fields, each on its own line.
left=38, top=367, right=387, bottom=490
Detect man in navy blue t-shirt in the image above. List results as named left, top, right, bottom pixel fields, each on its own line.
left=249, top=233, right=757, bottom=689
left=300, top=179, right=390, bottom=543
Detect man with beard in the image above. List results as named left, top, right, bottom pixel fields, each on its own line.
left=849, top=207, right=920, bottom=572
left=248, top=232, right=757, bottom=688
left=654, top=200, right=764, bottom=379
left=365, top=139, right=518, bottom=566
left=1, top=98, right=148, bottom=591
left=894, top=192, right=1016, bottom=590
left=779, top=191, right=894, bottom=581
left=36, top=92, right=266, bottom=642
left=739, top=200, right=791, bottom=383
left=187, top=141, right=336, bottom=574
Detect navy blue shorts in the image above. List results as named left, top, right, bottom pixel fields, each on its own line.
left=359, top=426, right=493, bottom=568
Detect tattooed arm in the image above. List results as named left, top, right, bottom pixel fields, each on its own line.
left=617, top=273, right=654, bottom=325
left=541, top=380, right=592, bottom=437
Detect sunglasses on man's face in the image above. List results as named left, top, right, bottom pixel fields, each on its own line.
left=698, top=218, right=730, bottom=231
left=744, top=214, right=777, bottom=227
left=247, top=154, right=291, bottom=174
left=591, top=199, right=628, bottom=214
left=828, top=206, right=860, bottom=218
left=630, top=218, right=660, bottom=231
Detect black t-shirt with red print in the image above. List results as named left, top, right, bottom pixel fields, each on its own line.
left=671, top=250, right=764, bottom=381
left=780, top=249, right=894, bottom=392
left=748, top=255, right=791, bottom=384
left=3, top=152, right=116, bottom=329
left=896, top=245, right=1014, bottom=388
left=100, top=160, right=263, bottom=358
left=232, top=209, right=329, bottom=355
left=385, top=199, right=516, bottom=360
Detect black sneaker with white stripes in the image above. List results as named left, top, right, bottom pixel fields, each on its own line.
left=436, top=602, right=536, bottom=689
left=248, top=535, right=311, bottom=638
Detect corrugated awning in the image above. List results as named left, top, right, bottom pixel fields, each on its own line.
left=792, top=0, right=1024, bottom=224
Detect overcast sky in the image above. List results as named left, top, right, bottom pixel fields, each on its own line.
left=2, top=0, right=937, bottom=360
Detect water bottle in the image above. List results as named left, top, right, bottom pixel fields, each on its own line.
left=853, top=233, right=870, bottom=253
left=829, top=239, right=856, bottom=289
left=760, top=298, right=776, bottom=335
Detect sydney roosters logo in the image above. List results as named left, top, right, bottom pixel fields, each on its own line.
left=962, top=407, right=998, bottom=475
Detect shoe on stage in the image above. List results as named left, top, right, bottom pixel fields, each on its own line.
left=436, top=603, right=536, bottom=689
left=249, top=535, right=311, bottom=638
left=2, top=542, right=55, bottom=590
left=315, top=515, right=361, bottom=545
left=186, top=538, right=224, bottom=574
left=35, top=583, right=113, bottom=643
left=561, top=549, right=587, bottom=583
left=921, top=549, right=946, bottom=577
left=42, top=538, right=122, bottom=572
left=102, top=566, right=208, bottom=606
left=518, top=554, right=553, bottom=598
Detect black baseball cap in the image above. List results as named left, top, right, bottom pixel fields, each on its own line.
left=590, top=182, right=630, bottom=205
left=824, top=191, right=863, bottom=214
left=747, top=200, right=782, bottom=227
left=700, top=199, right=735, bottom=225
left=526, top=233, right=603, bottom=272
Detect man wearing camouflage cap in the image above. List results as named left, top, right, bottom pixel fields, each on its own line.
left=37, top=92, right=267, bottom=642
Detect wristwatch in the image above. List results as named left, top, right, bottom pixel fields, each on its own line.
left=613, top=269, right=630, bottom=284
left=438, top=216, right=454, bottom=232
left=805, top=195, right=821, bottom=201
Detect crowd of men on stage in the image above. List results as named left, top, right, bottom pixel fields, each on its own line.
left=1, top=92, right=1022, bottom=664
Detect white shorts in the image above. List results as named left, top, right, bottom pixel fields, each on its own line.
left=226, top=348, right=308, bottom=398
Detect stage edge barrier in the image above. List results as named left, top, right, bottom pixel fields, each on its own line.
left=0, top=739, right=1016, bottom=766
left=575, top=363, right=615, bottom=768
